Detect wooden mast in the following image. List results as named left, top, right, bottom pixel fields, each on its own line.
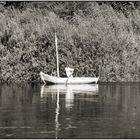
left=55, top=32, right=60, bottom=77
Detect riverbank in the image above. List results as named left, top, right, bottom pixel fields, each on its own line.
left=0, top=2, right=140, bottom=82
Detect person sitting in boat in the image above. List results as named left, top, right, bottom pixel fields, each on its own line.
left=65, top=67, right=74, bottom=77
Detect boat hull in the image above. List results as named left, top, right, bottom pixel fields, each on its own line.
left=40, top=72, right=99, bottom=84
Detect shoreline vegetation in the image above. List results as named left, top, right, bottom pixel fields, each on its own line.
left=0, top=2, right=140, bottom=82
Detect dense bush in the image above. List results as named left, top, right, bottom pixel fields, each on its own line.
left=0, top=2, right=140, bottom=82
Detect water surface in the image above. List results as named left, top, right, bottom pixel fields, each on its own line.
left=0, top=83, right=139, bottom=138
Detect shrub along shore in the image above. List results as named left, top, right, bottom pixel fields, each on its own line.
left=0, top=2, right=140, bottom=82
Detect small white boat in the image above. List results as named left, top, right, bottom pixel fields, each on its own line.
left=40, top=71, right=99, bottom=84
left=40, top=32, right=99, bottom=85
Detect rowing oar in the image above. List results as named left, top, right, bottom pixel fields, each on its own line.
left=65, top=73, right=72, bottom=85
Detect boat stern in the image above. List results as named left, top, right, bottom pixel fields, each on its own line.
left=40, top=71, right=46, bottom=84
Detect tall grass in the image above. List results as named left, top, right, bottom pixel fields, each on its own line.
left=0, top=2, right=140, bottom=82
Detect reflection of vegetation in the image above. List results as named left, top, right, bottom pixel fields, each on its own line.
left=0, top=2, right=140, bottom=82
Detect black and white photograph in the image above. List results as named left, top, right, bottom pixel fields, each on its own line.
left=0, top=1, right=140, bottom=139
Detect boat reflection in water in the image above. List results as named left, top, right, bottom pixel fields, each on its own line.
left=40, top=84, right=99, bottom=138
left=41, top=84, right=99, bottom=109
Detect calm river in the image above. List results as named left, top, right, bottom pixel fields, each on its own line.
left=0, top=83, right=139, bottom=138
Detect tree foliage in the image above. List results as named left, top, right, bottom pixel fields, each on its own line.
left=0, top=2, right=140, bottom=82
